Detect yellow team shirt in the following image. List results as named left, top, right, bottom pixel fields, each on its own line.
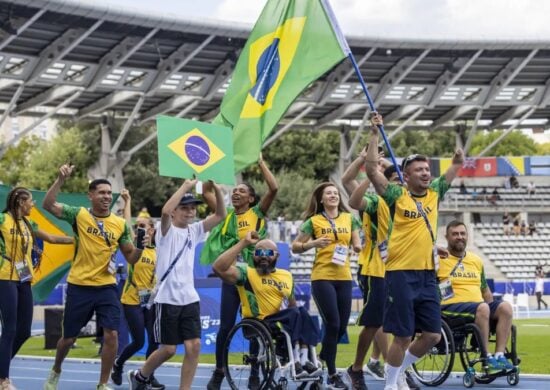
left=234, top=205, right=265, bottom=240
left=236, top=265, right=294, bottom=320
left=0, top=213, right=38, bottom=282
left=301, top=212, right=361, bottom=281
left=121, top=246, right=156, bottom=305
left=382, top=176, right=449, bottom=271
left=437, top=251, right=487, bottom=305
left=61, top=205, right=132, bottom=286
left=359, top=194, right=389, bottom=278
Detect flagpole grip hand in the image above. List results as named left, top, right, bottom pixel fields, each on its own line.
left=452, top=148, right=465, bottom=165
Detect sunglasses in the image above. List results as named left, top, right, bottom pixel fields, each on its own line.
left=254, top=249, right=277, bottom=257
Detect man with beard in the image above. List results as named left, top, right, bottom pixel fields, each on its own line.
left=438, top=221, right=514, bottom=373
left=213, top=232, right=321, bottom=389
left=365, top=113, right=464, bottom=390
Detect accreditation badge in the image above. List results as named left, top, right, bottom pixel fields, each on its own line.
left=138, top=289, right=152, bottom=308
left=331, top=245, right=348, bottom=266
left=378, top=240, right=389, bottom=263
left=108, top=253, right=117, bottom=275
left=15, top=260, right=32, bottom=283
left=438, top=279, right=454, bottom=301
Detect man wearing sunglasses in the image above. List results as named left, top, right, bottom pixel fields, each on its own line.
left=365, top=113, right=464, bottom=390
left=213, top=232, right=321, bottom=388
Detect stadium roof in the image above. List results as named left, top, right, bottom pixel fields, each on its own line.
left=2, top=0, right=550, bottom=155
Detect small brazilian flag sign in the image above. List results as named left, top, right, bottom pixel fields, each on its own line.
left=215, top=0, right=350, bottom=172
left=157, top=116, right=235, bottom=185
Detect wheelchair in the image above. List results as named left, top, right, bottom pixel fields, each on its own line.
left=222, top=318, right=324, bottom=390
left=411, top=315, right=520, bottom=388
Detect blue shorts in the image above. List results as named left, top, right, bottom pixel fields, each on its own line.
left=442, top=301, right=503, bottom=321
left=383, top=270, right=441, bottom=337
left=358, top=276, right=385, bottom=327
left=63, top=283, right=121, bottom=338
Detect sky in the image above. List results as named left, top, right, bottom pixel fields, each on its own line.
left=72, top=0, right=550, bottom=41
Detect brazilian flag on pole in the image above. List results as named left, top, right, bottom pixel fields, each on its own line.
left=215, top=0, right=350, bottom=172
left=157, top=116, right=235, bottom=185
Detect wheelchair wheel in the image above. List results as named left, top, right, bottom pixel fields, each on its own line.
left=412, top=320, right=455, bottom=386
left=223, top=318, right=277, bottom=390
left=457, top=323, right=492, bottom=384
left=507, top=371, right=519, bottom=386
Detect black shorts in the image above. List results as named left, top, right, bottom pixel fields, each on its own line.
left=358, top=276, right=385, bottom=327
left=153, top=301, right=201, bottom=345
left=63, top=283, right=120, bottom=338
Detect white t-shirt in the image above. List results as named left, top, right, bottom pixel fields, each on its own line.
left=154, top=221, right=205, bottom=305
left=535, top=278, right=544, bottom=293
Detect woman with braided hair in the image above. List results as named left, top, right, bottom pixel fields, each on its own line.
left=0, top=187, right=73, bottom=390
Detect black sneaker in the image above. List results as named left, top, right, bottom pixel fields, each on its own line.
left=295, top=362, right=307, bottom=378
left=248, top=375, right=260, bottom=390
left=303, top=361, right=322, bottom=376
left=347, top=366, right=368, bottom=390
left=206, top=370, right=224, bottom=390
left=111, top=362, right=123, bottom=386
left=327, top=372, right=349, bottom=389
left=405, top=370, right=420, bottom=390
left=127, top=370, right=151, bottom=390
left=149, top=374, right=165, bottom=390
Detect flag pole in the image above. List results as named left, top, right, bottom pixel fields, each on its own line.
left=347, top=52, right=405, bottom=183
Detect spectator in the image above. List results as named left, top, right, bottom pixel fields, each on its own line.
left=459, top=180, right=468, bottom=194
left=502, top=212, right=511, bottom=235
left=510, top=176, right=519, bottom=189
left=503, top=176, right=512, bottom=190
left=520, top=221, right=528, bottom=236
left=488, top=188, right=499, bottom=206
left=512, top=215, right=521, bottom=236
left=278, top=214, right=286, bottom=242
left=534, top=273, right=547, bottom=310
left=288, top=221, right=299, bottom=243
left=475, top=187, right=487, bottom=201
left=528, top=221, right=537, bottom=236
left=527, top=181, right=536, bottom=196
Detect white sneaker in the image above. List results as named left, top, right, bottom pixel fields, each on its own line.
left=397, top=372, right=410, bottom=390
left=43, top=370, right=60, bottom=390
left=383, top=386, right=398, bottom=390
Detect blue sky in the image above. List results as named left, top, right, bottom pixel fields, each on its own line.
left=72, top=0, right=550, bottom=41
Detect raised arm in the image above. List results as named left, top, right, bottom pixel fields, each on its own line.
left=202, top=181, right=227, bottom=232
left=348, top=178, right=371, bottom=211
left=120, top=189, right=134, bottom=240
left=35, top=230, right=74, bottom=245
left=341, top=148, right=368, bottom=196
left=444, top=148, right=465, bottom=185
left=201, top=180, right=218, bottom=212
left=160, top=179, right=197, bottom=236
left=213, top=231, right=259, bottom=284
left=291, top=231, right=331, bottom=254
left=42, top=164, right=74, bottom=218
left=257, top=155, right=278, bottom=215
left=364, top=114, right=389, bottom=196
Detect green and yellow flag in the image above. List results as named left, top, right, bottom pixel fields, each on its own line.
left=215, top=0, right=350, bottom=172
left=0, top=185, right=89, bottom=302
left=157, top=116, right=235, bottom=185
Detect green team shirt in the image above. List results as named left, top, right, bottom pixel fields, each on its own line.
left=61, top=205, right=132, bottom=286
left=382, top=176, right=449, bottom=271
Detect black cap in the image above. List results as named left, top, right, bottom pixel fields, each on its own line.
left=178, top=193, right=203, bottom=206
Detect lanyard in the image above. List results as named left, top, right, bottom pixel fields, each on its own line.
left=409, top=193, right=436, bottom=244
left=88, top=209, right=112, bottom=249
left=321, top=212, right=339, bottom=240
left=447, top=254, right=466, bottom=279
left=159, top=229, right=191, bottom=283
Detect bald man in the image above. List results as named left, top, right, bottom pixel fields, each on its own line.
left=213, top=232, right=321, bottom=388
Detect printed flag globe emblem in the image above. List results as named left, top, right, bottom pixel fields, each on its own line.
left=249, top=38, right=280, bottom=105
left=167, top=128, right=226, bottom=173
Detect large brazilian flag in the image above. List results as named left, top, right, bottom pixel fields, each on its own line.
left=215, top=0, right=350, bottom=172
left=0, top=185, right=118, bottom=303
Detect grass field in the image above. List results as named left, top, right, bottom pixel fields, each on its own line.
left=19, top=318, right=550, bottom=374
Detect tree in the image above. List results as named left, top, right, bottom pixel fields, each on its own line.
left=0, top=136, right=43, bottom=186
left=469, top=130, right=538, bottom=156
left=535, top=142, right=550, bottom=156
